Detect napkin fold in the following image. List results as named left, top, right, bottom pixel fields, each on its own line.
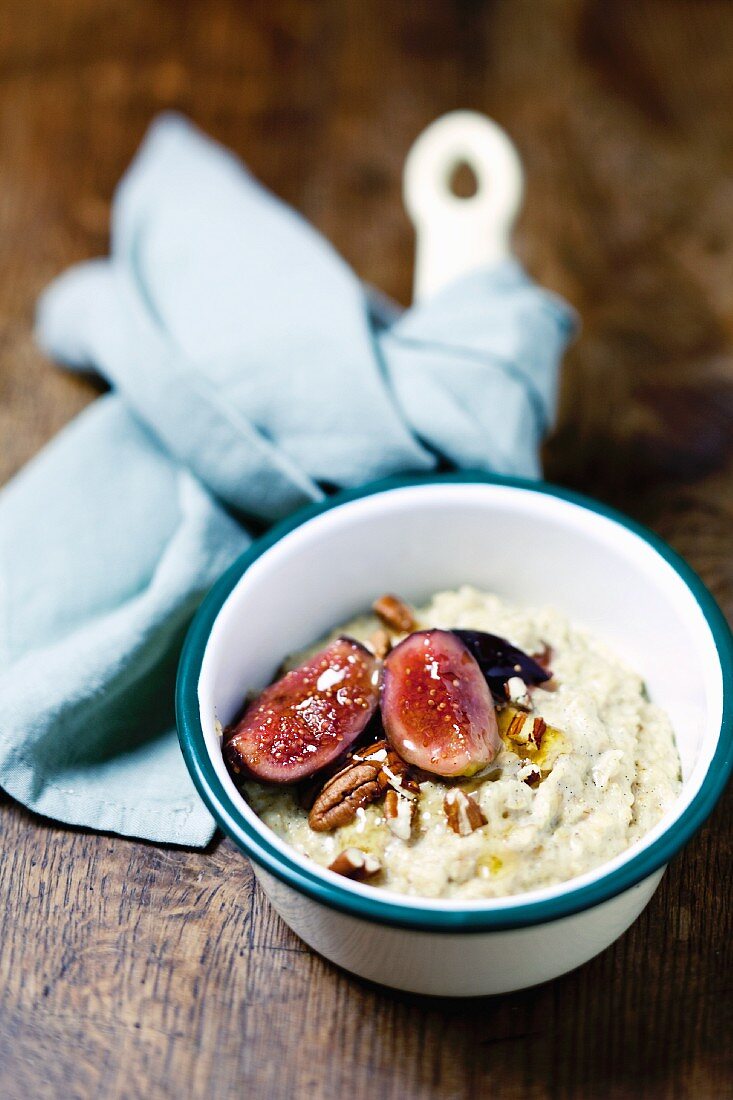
left=0, top=114, right=574, bottom=845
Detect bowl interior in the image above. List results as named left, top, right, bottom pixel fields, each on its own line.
left=195, top=481, right=725, bottom=910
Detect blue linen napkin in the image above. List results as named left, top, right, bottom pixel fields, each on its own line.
left=0, top=115, right=575, bottom=845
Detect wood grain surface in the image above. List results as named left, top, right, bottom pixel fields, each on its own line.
left=1, top=1, right=732, bottom=1097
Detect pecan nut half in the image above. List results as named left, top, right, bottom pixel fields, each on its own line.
left=328, top=848, right=381, bottom=881
left=308, top=759, right=382, bottom=832
left=444, top=789, right=487, bottom=836
left=372, top=594, right=416, bottom=634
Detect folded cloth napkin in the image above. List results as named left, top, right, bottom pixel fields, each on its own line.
left=0, top=115, right=575, bottom=846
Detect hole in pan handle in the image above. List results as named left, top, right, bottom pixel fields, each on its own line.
left=403, top=110, right=524, bottom=304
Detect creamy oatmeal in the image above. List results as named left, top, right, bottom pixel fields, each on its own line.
left=230, top=586, right=681, bottom=900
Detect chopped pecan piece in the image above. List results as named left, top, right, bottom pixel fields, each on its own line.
left=356, top=739, right=420, bottom=799
left=308, top=759, right=383, bottom=832
left=504, top=675, right=532, bottom=709
left=384, top=789, right=416, bottom=840
left=531, top=644, right=559, bottom=691
left=378, top=749, right=421, bottom=799
left=355, top=739, right=390, bottom=763
left=328, top=848, right=381, bottom=881
left=444, top=789, right=487, bottom=836
left=369, top=628, right=393, bottom=660
left=518, top=762, right=542, bottom=787
left=372, top=594, right=416, bottom=634
left=499, top=706, right=547, bottom=750
left=532, top=642, right=553, bottom=669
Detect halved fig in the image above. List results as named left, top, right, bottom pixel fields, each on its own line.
left=223, top=638, right=380, bottom=784
left=381, top=630, right=500, bottom=777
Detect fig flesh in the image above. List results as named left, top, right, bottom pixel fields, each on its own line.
left=224, top=638, right=380, bottom=784
left=381, top=629, right=500, bottom=777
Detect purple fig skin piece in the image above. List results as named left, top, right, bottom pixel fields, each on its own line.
left=223, top=638, right=380, bottom=784
left=381, top=629, right=500, bottom=778
left=451, top=629, right=551, bottom=702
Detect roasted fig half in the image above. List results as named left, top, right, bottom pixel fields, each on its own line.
left=381, top=629, right=500, bottom=777
left=223, top=638, right=380, bottom=784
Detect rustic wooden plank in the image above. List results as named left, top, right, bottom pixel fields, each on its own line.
left=1, top=0, right=731, bottom=1097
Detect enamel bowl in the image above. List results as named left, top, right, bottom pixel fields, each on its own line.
left=176, top=473, right=733, bottom=996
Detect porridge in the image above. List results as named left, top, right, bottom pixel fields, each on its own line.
left=223, top=587, right=681, bottom=899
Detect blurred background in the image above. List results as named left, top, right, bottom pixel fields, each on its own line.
left=4, top=0, right=733, bottom=538
left=4, top=1, right=730, bottom=523
left=1, top=2, right=732, bottom=1097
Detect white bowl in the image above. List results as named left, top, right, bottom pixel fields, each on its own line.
left=177, top=473, right=733, bottom=996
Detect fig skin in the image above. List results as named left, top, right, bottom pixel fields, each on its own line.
left=223, top=638, right=380, bottom=784
left=381, top=629, right=500, bottom=778
left=451, top=629, right=551, bottom=701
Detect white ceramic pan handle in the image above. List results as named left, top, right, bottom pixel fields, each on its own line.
left=403, top=110, right=524, bottom=304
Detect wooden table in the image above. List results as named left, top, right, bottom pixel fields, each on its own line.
left=1, top=2, right=732, bottom=1096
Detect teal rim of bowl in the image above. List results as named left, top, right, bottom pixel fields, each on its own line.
left=176, top=471, right=733, bottom=933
